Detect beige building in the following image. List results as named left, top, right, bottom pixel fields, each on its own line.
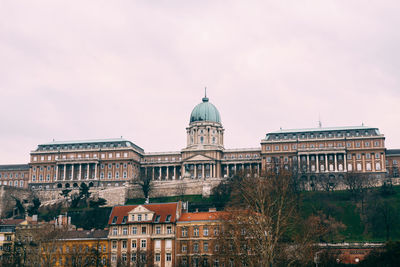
left=0, top=93, right=393, bottom=190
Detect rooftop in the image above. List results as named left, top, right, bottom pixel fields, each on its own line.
left=268, top=126, right=377, bottom=135
left=61, top=229, right=109, bottom=240
left=386, top=149, right=400, bottom=156
left=0, top=164, right=29, bottom=171
left=108, top=202, right=179, bottom=225
left=178, top=211, right=228, bottom=222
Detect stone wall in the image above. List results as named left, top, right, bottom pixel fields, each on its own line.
left=0, top=186, right=35, bottom=217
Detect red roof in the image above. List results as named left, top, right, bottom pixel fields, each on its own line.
left=0, top=219, right=25, bottom=225
left=178, top=211, right=228, bottom=222
left=108, top=203, right=179, bottom=225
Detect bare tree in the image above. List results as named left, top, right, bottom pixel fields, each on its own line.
left=134, top=168, right=154, bottom=200
left=215, top=170, right=345, bottom=267
left=175, top=180, right=187, bottom=200
left=343, top=172, right=373, bottom=212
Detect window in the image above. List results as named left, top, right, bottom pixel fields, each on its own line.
left=166, top=253, right=172, bottom=261
left=194, top=227, right=199, bottom=236
left=366, top=153, right=371, bottom=159
left=167, top=226, right=172, bottom=234
left=166, top=215, right=171, bottom=222
left=122, top=253, right=127, bottom=262
left=123, top=172, right=127, bottom=178
left=122, top=240, right=127, bottom=249
left=107, top=172, right=112, bottom=179
left=138, top=214, right=142, bottom=221
left=182, top=244, right=187, bottom=252
left=365, top=142, right=370, bottom=147
left=112, top=227, right=117, bottom=235
left=155, top=239, right=161, bottom=249
left=214, top=227, right=219, bottom=236
left=155, top=215, right=161, bottom=223
left=141, top=239, right=146, bottom=248
left=204, top=242, right=209, bottom=252
left=132, top=240, right=137, bottom=248
left=108, top=163, right=112, bottom=169
left=132, top=226, right=137, bottom=234
left=193, top=243, right=199, bottom=253
left=156, top=226, right=161, bottom=234
left=131, top=254, right=136, bottom=262
left=166, top=239, right=172, bottom=249
left=141, top=226, right=146, bottom=234
left=155, top=253, right=161, bottom=262
left=122, top=227, right=128, bottom=235
left=347, top=154, right=352, bottom=160
left=112, top=241, right=117, bottom=249
left=356, top=142, right=361, bottom=147
left=203, top=227, right=209, bottom=236
left=275, top=146, right=279, bottom=151
left=100, top=172, right=104, bottom=179
left=376, top=153, right=380, bottom=159
left=182, top=228, right=187, bottom=237
left=112, top=217, right=118, bottom=224
left=122, top=216, right=128, bottom=224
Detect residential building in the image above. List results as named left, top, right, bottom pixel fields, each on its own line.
left=107, top=202, right=183, bottom=267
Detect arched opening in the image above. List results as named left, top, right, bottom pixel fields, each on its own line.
left=89, top=182, right=94, bottom=187
left=73, top=183, right=78, bottom=188
left=57, top=183, right=62, bottom=188
left=65, top=183, right=70, bottom=188
left=80, top=182, right=86, bottom=188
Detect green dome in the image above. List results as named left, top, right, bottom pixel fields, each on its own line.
left=190, top=96, right=221, bottom=123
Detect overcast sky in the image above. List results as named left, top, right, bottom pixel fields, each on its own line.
left=1, top=1, right=399, bottom=164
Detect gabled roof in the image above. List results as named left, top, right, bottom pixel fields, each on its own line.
left=178, top=211, right=228, bottom=222
left=108, top=203, right=179, bottom=225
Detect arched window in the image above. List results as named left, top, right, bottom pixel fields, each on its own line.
left=200, top=136, right=204, bottom=144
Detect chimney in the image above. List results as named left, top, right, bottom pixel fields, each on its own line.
left=209, top=207, right=217, bottom=212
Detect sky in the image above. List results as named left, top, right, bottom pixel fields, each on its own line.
left=0, top=1, right=399, bottom=164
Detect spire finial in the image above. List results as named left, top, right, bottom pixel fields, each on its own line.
left=202, top=87, right=209, bottom=102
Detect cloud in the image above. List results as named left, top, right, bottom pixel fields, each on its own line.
left=0, top=0, right=399, bottom=163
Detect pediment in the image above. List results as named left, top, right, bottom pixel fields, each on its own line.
left=184, top=154, right=215, bottom=162
left=129, top=205, right=152, bottom=214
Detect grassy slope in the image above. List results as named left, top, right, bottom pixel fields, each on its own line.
left=126, top=186, right=400, bottom=242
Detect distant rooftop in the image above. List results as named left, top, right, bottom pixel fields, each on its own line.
left=268, top=126, right=377, bottom=134
left=35, top=138, right=144, bottom=153
left=386, top=149, right=400, bottom=156
left=0, top=164, right=29, bottom=171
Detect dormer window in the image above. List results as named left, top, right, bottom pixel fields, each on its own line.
left=155, top=215, right=161, bottom=223
left=111, top=216, right=118, bottom=224
left=166, top=215, right=171, bottom=222
left=122, top=216, right=128, bottom=224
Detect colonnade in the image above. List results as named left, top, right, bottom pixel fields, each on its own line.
left=222, top=163, right=260, bottom=177
left=57, top=163, right=98, bottom=181
left=299, top=153, right=346, bottom=173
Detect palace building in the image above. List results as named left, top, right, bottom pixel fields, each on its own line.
left=0, top=93, right=396, bottom=191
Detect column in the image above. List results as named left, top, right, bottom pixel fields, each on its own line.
left=234, top=164, right=237, bottom=174
left=166, top=167, right=169, bottom=180
left=372, top=154, right=376, bottom=172
left=63, top=164, right=66, bottom=181
left=202, top=164, right=205, bottom=179
left=334, top=154, right=338, bottom=172
left=297, top=156, right=301, bottom=171
left=87, top=163, right=90, bottom=179
left=325, top=154, right=328, bottom=172
left=152, top=167, right=155, bottom=180
left=173, top=166, right=176, bottom=180
left=344, top=154, right=347, bottom=172
left=159, top=167, right=162, bottom=180
left=316, top=155, right=319, bottom=173
left=306, top=155, right=310, bottom=172
left=194, top=164, right=197, bottom=179
left=227, top=165, right=230, bottom=177
left=213, top=164, right=216, bottom=178
left=78, top=164, right=82, bottom=180
left=94, top=163, right=98, bottom=180
left=55, top=165, right=59, bottom=181
left=72, top=164, right=75, bottom=180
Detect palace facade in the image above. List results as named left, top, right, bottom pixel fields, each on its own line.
left=0, top=94, right=396, bottom=191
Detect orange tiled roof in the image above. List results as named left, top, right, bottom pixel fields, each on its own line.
left=108, top=203, right=179, bottom=225
left=0, top=219, right=25, bottom=225
left=178, top=211, right=228, bottom=222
